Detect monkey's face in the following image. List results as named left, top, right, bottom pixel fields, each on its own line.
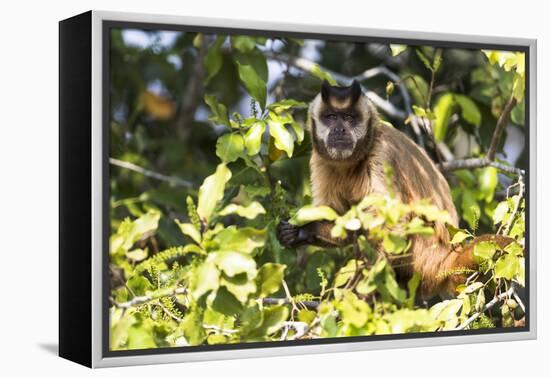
left=310, top=80, right=370, bottom=160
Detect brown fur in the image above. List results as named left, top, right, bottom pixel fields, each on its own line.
left=304, top=83, right=484, bottom=298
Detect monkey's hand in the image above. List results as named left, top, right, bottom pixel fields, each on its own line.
left=276, top=220, right=312, bottom=248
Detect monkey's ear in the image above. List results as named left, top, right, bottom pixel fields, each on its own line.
left=321, top=79, right=331, bottom=102
left=350, top=79, right=362, bottom=103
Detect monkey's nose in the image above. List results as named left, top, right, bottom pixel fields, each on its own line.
left=335, top=126, right=346, bottom=134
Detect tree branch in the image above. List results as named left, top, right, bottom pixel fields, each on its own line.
left=264, top=52, right=407, bottom=120
left=174, top=37, right=207, bottom=141
left=109, top=158, right=193, bottom=188
left=355, top=65, right=423, bottom=147
left=440, top=95, right=521, bottom=175
left=438, top=157, right=524, bottom=175
left=487, top=97, right=518, bottom=161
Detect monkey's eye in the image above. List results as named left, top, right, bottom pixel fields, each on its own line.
left=325, top=114, right=337, bottom=121
left=343, top=114, right=354, bottom=122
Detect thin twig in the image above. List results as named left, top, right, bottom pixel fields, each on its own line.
left=453, top=284, right=515, bottom=331
left=109, top=158, right=193, bottom=188
left=111, top=287, right=187, bottom=309
left=262, top=297, right=320, bottom=310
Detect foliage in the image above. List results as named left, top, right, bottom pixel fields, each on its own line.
left=108, top=30, right=526, bottom=350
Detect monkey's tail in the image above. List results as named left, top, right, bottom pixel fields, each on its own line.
left=436, top=234, right=516, bottom=297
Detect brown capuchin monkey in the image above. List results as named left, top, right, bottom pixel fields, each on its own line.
left=277, top=80, right=512, bottom=299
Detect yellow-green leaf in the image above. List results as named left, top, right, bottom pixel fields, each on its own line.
left=197, top=164, right=232, bottom=223
left=289, top=205, right=339, bottom=226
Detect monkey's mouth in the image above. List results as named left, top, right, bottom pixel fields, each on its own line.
left=328, top=135, right=354, bottom=150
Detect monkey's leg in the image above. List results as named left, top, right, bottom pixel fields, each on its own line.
left=277, top=220, right=352, bottom=248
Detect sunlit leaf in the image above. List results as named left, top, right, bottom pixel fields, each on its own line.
left=213, top=250, right=257, bottom=278
left=268, top=118, right=294, bottom=158
left=244, top=121, right=265, bottom=156
left=289, top=205, right=339, bottom=226
left=219, top=202, right=266, bottom=219
left=204, top=95, right=230, bottom=127
left=234, top=49, right=268, bottom=109
left=455, top=94, right=482, bottom=127
left=175, top=221, right=202, bottom=244
left=204, top=35, right=225, bottom=82
left=256, top=263, right=286, bottom=297
left=495, top=253, right=519, bottom=279
left=473, top=241, right=497, bottom=261
left=390, top=44, right=407, bottom=56
left=433, top=93, right=454, bottom=142
left=197, top=164, right=232, bottom=223
left=216, top=133, right=245, bottom=163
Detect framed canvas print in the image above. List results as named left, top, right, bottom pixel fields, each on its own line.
left=59, top=10, right=537, bottom=368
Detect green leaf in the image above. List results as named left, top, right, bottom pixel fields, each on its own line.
left=384, top=268, right=407, bottom=303
left=450, top=230, right=472, bottom=244
left=504, top=241, right=523, bottom=256
left=433, top=93, right=454, bottom=142
left=406, top=272, right=421, bottom=308
left=429, top=299, right=463, bottom=329
left=110, top=210, right=160, bottom=255
left=190, top=259, right=220, bottom=299
left=267, top=99, right=307, bottom=113
left=175, top=221, right=202, bottom=244
left=244, top=121, right=265, bottom=156
left=268, top=118, right=294, bottom=158
left=234, top=49, right=268, bottom=109
left=473, top=241, right=497, bottom=261
left=216, top=133, right=245, bottom=163
left=289, top=205, right=338, bottom=226
left=126, top=275, right=152, bottom=296
left=126, top=248, right=148, bottom=262
left=455, top=94, right=482, bottom=127
left=416, top=48, right=433, bottom=71
left=213, top=250, right=257, bottom=278
left=477, top=167, right=498, bottom=203
left=210, top=286, right=243, bottom=316
left=204, top=36, right=225, bottom=83
left=239, top=303, right=263, bottom=334
left=204, top=95, right=230, bottom=127
left=495, top=253, right=520, bottom=280
left=197, top=164, right=232, bottom=223
left=256, top=263, right=286, bottom=297
left=127, top=322, right=157, bottom=349
left=382, top=234, right=408, bottom=254
left=390, top=44, right=407, bottom=56
left=297, top=309, right=317, bottom=325
left=213, top=226, right=266, bottom=254
left=219, top=201, right=266, bottom=219
left=336, top=291, right=371, bottom=328
left=334, top=259, right=358, bottom=288
left=310, top=64, right=337, bottom=85
left=461, top=188, right=480, bottom=230
left=289, top=120, right=305, bottom=144
left=180, top=305, right=207, bottom=345
left=221, top=273, right=257, bottom=303
left=253, top=306, right=289, bottom=336
left=231, top=36, right=256, bottom=52
left=512, top=73, right=525, bottom=102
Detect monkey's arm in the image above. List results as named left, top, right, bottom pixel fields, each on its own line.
left=277, top=220, right=353, bottom=248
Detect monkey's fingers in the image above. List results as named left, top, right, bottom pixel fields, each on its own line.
left=276, top=221, right=301, bottom=248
